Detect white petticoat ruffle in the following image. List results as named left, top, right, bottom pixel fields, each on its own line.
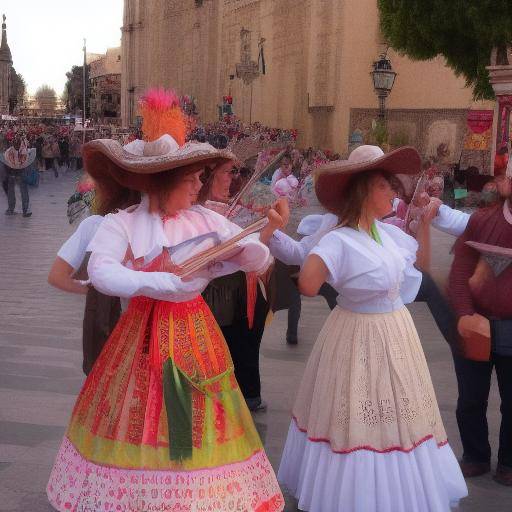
left=278, top=421, right=468, bottom=512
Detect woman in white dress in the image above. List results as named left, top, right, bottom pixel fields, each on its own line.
left=278, top=145, right=468, bottom=512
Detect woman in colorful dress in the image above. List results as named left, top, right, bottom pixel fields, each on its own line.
left=278, top=145, right=468, bottom=511
left=46, top=90, right=285, bottom=512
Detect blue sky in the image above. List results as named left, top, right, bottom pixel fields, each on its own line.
left=3, top=0, right=123, bottom=95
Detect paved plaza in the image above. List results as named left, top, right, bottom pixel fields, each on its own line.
left=0, top=173, right=510, bottom=511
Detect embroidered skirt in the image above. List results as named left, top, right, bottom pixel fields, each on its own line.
left=47, top=296, right=283, bottom=512
left=278, top=306, right=467, bottom=512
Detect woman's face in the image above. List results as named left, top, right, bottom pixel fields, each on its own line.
left=366, top=174, right=396, bottom=219
left=165, top=170, right=204, bottom=211
left=280, top=159, right=292, bottom=176
left=209, top=162, right=234, bottom=202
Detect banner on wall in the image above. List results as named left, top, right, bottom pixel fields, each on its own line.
left=464, top=110, right=494, bottom=151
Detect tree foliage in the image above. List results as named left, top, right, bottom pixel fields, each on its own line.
left=35, top=84, right=58, bottom=112
left=9, top=69, right=26, bottom=113
left=378, top=0, right=512, bottom=100
left=64, top=64, right=90, bottom=115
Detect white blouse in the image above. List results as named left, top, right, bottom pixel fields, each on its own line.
left=431, top=204, right=470, bottom=237
left=87, top=196, right=271, bottom=303
left=57, top=215, right=104, bottom=270
left=269, top=213, right=338, bottom=266
left=269, top=204, right=470, bottom=269
left=310, top=222, right=422, bottom=314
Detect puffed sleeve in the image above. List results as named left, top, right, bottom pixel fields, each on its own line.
left=269, top=213, right=339, bottom=266
left=309, top=231, right=346, bottom=288
left=432, top=204, right=470, bottom=237
left=268, top=230, right=307, bottom=266
left=198, top=206, right=272, bottom=275
left=87, top=214, right=208, bottom=301
left=57, top=215, right=103, bottom=271
left=297, top=214, right=324, bottom=236
left=380, top=223, right=422, bottom=303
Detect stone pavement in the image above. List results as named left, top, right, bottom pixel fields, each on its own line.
left=0, top=172, right=510, bottom=511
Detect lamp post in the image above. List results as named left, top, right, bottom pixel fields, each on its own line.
left=82, top=38, right=87, bottom=146
left=371, top=53, right=397, bottom=122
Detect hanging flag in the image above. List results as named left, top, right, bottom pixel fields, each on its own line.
left=258, top=45, right=266, bottom=75
left=464, top=110, right=493, bottom=151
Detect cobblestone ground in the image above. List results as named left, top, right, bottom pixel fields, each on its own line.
left=0, top=171, right=510, bottom=511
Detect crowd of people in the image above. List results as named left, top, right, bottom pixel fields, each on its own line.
left=2, top=89, right=511, bottom=511
left=0, top=120, right=142, bottom=217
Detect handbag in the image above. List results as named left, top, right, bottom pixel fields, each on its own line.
left=460, top=331, right=491, bottom=362
left=491, top=319, right=512, bottom=357
left=23, top=167, right=40, bottom=187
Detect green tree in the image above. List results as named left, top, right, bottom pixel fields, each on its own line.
left=378, top=0, right=512, bottom=100
left=64, top=64, right=90, bottom=116
left=9, top=69, right=26, bottom=113
left=35, top=84, right=58, bottom=113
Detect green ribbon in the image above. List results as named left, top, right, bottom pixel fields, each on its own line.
left=162, top=356, right=234, bottom=461
left=370, top=222, right=383, bottom=245
left=163, top=358, right=193, bottom=461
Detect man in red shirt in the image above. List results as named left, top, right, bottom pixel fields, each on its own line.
left=449, top=171, right=512, bottom=486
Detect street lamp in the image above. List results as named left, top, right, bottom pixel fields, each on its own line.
left=371, top=53, right=397, bottom=121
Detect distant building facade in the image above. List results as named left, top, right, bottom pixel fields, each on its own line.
left=89, top=48, right=122, bottom=124
left=20, top=94, right=65, bottom=118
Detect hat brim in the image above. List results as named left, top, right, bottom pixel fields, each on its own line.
left=83, top=139, right=237, bottom=192
left=1, top=148, right=37, bottom=170
left=465, top=241, right=512, bottom=259
left=314, top=146, right=421, bottom=213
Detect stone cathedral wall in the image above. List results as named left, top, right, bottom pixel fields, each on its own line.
left=122, top=0, right=492, bottom=155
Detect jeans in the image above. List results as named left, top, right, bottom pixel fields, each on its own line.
left=454, top=354, right=512, bottom=468
left=44, top=158, right=56, bottom=171
left=6, top=168, right=30, bottom=213
left=415, top=272, right=512, bottom=468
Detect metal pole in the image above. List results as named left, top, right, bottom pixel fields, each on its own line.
left=249, top=82, right=253, bottom=124
left=82, top=38, right=86, bottom=145
left=378, top=94, right=386, bottom=122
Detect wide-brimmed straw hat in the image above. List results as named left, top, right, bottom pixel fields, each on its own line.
left=314, top=145, right=421, bottom=213
left=2, top=145, right=36, bottom=170
left=83, top=134, right=237, bottom=192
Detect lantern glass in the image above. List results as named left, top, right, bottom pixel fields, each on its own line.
left=371, top=55, right=397, bottom=94
left=372, top=69, right=396, bottom=92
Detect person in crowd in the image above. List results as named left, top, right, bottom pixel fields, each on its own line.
left=270, top=153, right=299, bottom=198
left=277, top=144, right=468, bottom=511
left=199, top=159, right=285, bottom=412
left=3, top=136, right=35, bottom=217
left=42, top=137, right=57, bottom=177
left=58, top=135, right=70, bottom=171
left=50, top=137, right=60, bottom=176
left=48, top=188, right=130, bottom=375
left=46, top=89, right=285, bottom=512
left=35, top=133, right=44, bottom=171
left=448, top=166, right=512, bottom=486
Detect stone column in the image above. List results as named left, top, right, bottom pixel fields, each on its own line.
left=0, top=14, right=13, bottom=114
left=121, top=0, right=144, bottom=126
left=487, top=45, right=512, bottom=175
